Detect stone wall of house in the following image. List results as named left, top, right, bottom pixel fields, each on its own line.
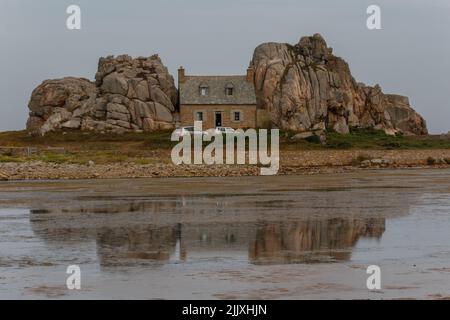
left=180, top=104, right=257, bottom=129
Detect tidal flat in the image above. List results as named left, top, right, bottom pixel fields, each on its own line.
left=1, top=169, right=450, bottom=299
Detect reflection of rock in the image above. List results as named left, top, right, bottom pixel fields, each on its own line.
left=28, top=200, right=179, bottom=245
left=249, top=218, right=385, bottom=264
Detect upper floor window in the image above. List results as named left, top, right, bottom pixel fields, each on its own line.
left=226, top=83, right=234, bottom=96
left=200, top=84, right=209, bottom=96
left=234, top=111, right=241, bottom=121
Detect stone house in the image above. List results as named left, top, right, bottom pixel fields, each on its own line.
left=178, top=66, right=268, bottom=129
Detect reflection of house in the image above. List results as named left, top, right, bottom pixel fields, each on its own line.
left=178, top=66, right=268, bottom=129
left=30, top=202, right=386, bottom=266
left=96, top=225, right=186, bottom=266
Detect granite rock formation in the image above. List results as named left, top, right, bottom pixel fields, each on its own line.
left=251, top=33, right=427, bottom=135
left=26, top=36, right=428, bottom=136
left=27, top=54, right=177, bottom=135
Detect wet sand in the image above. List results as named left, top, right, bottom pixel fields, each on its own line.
left=1, top=169, right=450, bottom=299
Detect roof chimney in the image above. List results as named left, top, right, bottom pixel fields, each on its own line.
left=178, top=66, right=186, bottom=83
left=246, top=64, right=254, bottom=83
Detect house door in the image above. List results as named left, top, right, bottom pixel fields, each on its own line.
left=215, top=112, right=222, bottom=127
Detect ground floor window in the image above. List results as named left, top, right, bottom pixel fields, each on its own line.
left=195, top=111, right=204, bottom=121
left=234, top=111, right=241, bottom=121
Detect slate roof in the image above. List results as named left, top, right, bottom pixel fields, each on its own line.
left=180, top=75, right=257, bottom=105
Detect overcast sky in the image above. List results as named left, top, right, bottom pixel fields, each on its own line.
left=1, top=0, right=449, bottom=133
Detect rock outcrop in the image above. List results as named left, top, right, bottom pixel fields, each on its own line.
left=251, top=33, right=427, bottom=135
left=27, top=54, right=177, bottom=135
left=27, top=36, right=427, bottom=136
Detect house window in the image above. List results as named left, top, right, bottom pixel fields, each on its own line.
left=226, top=83, right=234, bottom=96
left=195, top=111, right=204, bottom=121
left=234, top=111, right=241, bottom=121
left=200, top=85, right=209, bottom=96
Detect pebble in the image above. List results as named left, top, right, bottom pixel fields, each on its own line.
left=0, top=171, right=9, bottom=181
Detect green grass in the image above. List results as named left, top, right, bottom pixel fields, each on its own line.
left=0, top=155, right=26, bottom=163
left=0, top=129, right=176, bottom=148
left=0, top=128, right=449, bottom=165
left=283, top=128, right=450, bottom=150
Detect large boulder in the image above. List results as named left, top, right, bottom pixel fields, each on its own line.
left=251, top=33, right=428, bottom=135
left=27, top=54, right=177, bottom=135
left=27, top=77, right=97, bottom=135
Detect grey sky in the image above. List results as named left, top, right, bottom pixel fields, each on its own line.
left=1, top=0, right=449, bottom=133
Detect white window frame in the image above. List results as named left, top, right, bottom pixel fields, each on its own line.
left=193, top=110, right=207, bottom=122
left=200, top=87, right=208, bottom=96
left=230, top=110, right=243, bottom=123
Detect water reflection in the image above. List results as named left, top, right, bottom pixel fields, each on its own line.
left=250, top=218, right=384, bottom=264
left=97, top=224, right=186, bottom=266
left=95, top=219, right=385, bottom=266
left=29, top=196, right=387, bottom=266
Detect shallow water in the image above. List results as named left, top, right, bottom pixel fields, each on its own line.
left=1, top=169, right=450, bottom=299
